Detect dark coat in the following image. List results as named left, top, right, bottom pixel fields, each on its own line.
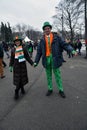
left=35, top=33, right=73, bottom=69
left=9, top=45, right=33, bottom=86
left=2, top=42, right=9, bottom=52
left=0, top=43, right=4, bottom=58
left=77, top=41, right=82, bottom=49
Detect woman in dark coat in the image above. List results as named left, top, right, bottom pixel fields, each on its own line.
left=9, top=36, right=34, bottom=100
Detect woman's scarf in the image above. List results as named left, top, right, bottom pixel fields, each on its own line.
left=15, top=45, right=25, bottom=62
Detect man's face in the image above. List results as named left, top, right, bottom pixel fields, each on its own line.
left=44, top=26, right=51, bottom=35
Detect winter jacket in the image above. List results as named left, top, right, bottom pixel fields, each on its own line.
left=35, top=33, right=73, bottom=68
left=0, top=43, right=4, bottom=58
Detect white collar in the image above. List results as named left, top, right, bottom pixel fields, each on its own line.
left=46, top=34, right=50, bottom=37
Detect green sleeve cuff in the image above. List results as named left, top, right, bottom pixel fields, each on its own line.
left=9, top=66, right=13, bottom=72
left=34, top=63, right=37, bottom=67
left=72, top=50, right=76, bottom=54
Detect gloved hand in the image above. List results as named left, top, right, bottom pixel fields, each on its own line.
left=71, top=50, right=77, bottom=56
left=9, top=66, right=13, bottom=72
left=33, top=62, right=37, bottom=67
left=28, top=47, right=32, bottom=52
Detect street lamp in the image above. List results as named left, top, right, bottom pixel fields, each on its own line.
left=85, top=0, right=87, bottom=58
left=61, top=4, right=64, bottom=38
left=61, top=10, right=64, bottom=37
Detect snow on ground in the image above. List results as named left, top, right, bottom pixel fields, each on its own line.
left=81, top=44, right=86, bottom=52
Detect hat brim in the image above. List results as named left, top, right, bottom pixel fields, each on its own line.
left=14, top=39, right=22, bottom=42
left=43, top=25, right=52, bottom=30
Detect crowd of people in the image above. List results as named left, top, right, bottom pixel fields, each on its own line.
left=66, top=38, right=82, bottom=58
left=0, top=21, right=84, bottom=100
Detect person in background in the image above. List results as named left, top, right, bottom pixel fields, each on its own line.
left=2, top=41, right=10, bottom=58
left=66, top=39, right=74, bottom=58
left=77, top=39, right=82, bottom=55
left=9, top=36, right=34, bottom=100
left=0, top=42, right=5, bottom=79
left=33, top=41, right=38, bottom=50
left=26, top=41, right=33, bottom=58
left=34, top=21, right=77, bottom=98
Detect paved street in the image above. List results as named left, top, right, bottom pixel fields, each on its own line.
left=0, top=48, right=87, bottom=130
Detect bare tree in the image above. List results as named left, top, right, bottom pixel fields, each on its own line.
left=52, top=0, right=84, bottom=42
left=21, top=24, right=27, bottom=33
left=16, top=24, right=21, bottom=32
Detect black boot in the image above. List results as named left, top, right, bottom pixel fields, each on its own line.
left=59, top=90, right=66, bottom=98
left=21, top=86, right=25, bottom=94
left=14, top=89, right=19, bottom=100
left=2, top=61, right=7, bottom=67
left=46, top=90, right=53, bottom=96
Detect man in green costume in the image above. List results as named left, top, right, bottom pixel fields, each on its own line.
left=34, top=21, right=76, bottom=98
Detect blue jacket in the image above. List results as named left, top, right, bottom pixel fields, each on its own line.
left=35, top=33, right=73, bottom=68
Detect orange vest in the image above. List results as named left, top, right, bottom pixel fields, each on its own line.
left=45, top=33, right=53, bottom=56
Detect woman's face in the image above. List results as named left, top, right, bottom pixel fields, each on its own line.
left=15, top=40, right=21, bottom=46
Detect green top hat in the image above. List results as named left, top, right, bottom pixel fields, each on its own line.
left=42, top=21, right=52, bottom=30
